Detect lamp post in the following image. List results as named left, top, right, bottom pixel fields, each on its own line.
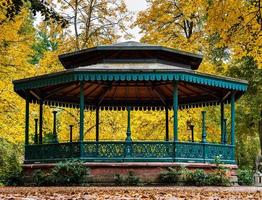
left=52, top=108, right=60, bottom=143
left=34, top=118, right=38, bottom=144
left=187, top=120, right=195, bottom=142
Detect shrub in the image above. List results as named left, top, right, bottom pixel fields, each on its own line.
left=50, top=160, right=87, bottom=186
left=114, top=171, right=140, bottom=186
left=126, top=171, right=140, bottom=186
left=185, top=169, right=208, bottom=186
left=114, top=174, right=125, bottom=186
left=0, top=138, right=23, bottom=186
left=237, top=169, right=253, bottom=186
left=32, top=160, right=88, bottom=186
left=33, top=169, right=52, bottom=186
left=5, top=170, right=23, bottom=186
left=160, top=167, right=179, bottom=184
left=208, top=169, right=230, bottom=186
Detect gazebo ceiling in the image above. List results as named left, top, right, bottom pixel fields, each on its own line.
left=17, top=80, right=244, bottom=110
left=13, top=41, right=248, bottom=110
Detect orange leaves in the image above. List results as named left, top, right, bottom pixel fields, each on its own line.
left=1, top=186, right=262, bottom=199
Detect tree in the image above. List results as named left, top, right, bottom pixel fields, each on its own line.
left=135, top=0, right=262, bottom=168
left=52, top=0, right=131, bottom=50
left=1, top=0, right=67, bottom=26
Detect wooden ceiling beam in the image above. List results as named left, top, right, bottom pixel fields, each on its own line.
left=44, top=84, right=70, bottom=99
left=97, top=86, right=112, bottom=106
left=222, top=91, right=231, bottom=102
left=60, top=83, right=80, bottom=96
left=152, top=88, right=166, bottom=106
left=30, top=90, right=41, bottom=100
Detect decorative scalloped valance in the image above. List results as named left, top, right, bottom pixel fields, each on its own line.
left=14, top=71, right=248, bottom=91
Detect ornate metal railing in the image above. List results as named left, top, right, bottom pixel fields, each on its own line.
left=24, top=141, right=235, bottom=164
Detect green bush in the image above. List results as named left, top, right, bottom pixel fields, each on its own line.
left=185, top=168, right=230, bottom=186
left=0, top=138, right=23, bottom=186
left=32, top=169, right=52, bottom=186
left=159, top=163, right=230, bottom=186
left=208, top=169, right=230, bottom=186
left=50, top=160, right=87, bottom=186
left=114, top=174, right=125, bottom=186
left=114, top=171, right=140, bottom=186
left=185, top=169, right=208, bottom=186
left=160, top=167, right=179, bottom=184
left=32, top=160, right=88, bottom=186
left=237, top=169, right=253, bottom=186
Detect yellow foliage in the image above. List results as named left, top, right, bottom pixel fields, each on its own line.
left=0, top=1, right=35, bottom=143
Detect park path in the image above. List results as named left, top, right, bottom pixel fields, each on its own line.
left=0, top=186, right=262, bottom=199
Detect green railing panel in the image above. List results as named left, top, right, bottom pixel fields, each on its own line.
left=206, top=143, right=234, bottom=161
left=132, top=141, right=173, bottom=158
left=175, top=142, right=204, bottom=160
left=25, top=142, right=80, bottom=161
left=24, top=141, right=235, bottom=164
left=83, top=142, right=125, bottom=158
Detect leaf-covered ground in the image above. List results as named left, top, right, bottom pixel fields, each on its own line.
left=1, top=187, right=262, bottom=200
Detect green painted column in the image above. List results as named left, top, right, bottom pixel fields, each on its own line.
left=221, top=102, right=225, bottom=143
left=126, top=106, right=132, bottom=142
left=79, top=82, right=84, bottom=142
left=34, top=118, right=38, bottom=144
left=165, top=106, right=169, bottom=141
left=96, top=107, right=99, bottom=142
left=202, top=111, right=207, bottom=143
left=39, top=99, right=43, bottom=144
left=25, top=94, right=29, bottom=145
left=202, top=111, right=207, bottom=162
left=231, top=93, right=235, bottom=145
left=125, top=106, right=132, bottom=158
left=173, top=82, right=178, bottom=142
left=79, top=82, right=85, bottom=157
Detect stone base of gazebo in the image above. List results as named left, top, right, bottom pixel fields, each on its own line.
left=22, top=162, right=238, bottom=186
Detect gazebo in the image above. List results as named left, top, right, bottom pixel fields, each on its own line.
left=13, top=41, right=248, bottom=165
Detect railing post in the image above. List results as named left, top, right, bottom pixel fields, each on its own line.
left=221, top=101, right=225, bottom=143
left=125, top=106, right=132, bottom=158
left=173, top=81, right=178, bottom=161
left=231, top=92, right=235, bottom=161
left=202, top=111, right=207, bottom=162
left=79, top=81, right=85, bottom=158
left=53, top=110, right=58, bottom=143
left=25, top=94, right=30, bottom=146
left=173, top=82, right=178, bottom=142
left=34, top=118, right=38, bottom=144
left=39, top=99, right=43, bottom=144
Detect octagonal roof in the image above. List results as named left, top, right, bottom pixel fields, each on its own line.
left=59, top=41, right=203, bottom=70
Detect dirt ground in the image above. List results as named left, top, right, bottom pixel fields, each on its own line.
left=0, top=186, right=262, bottom=200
